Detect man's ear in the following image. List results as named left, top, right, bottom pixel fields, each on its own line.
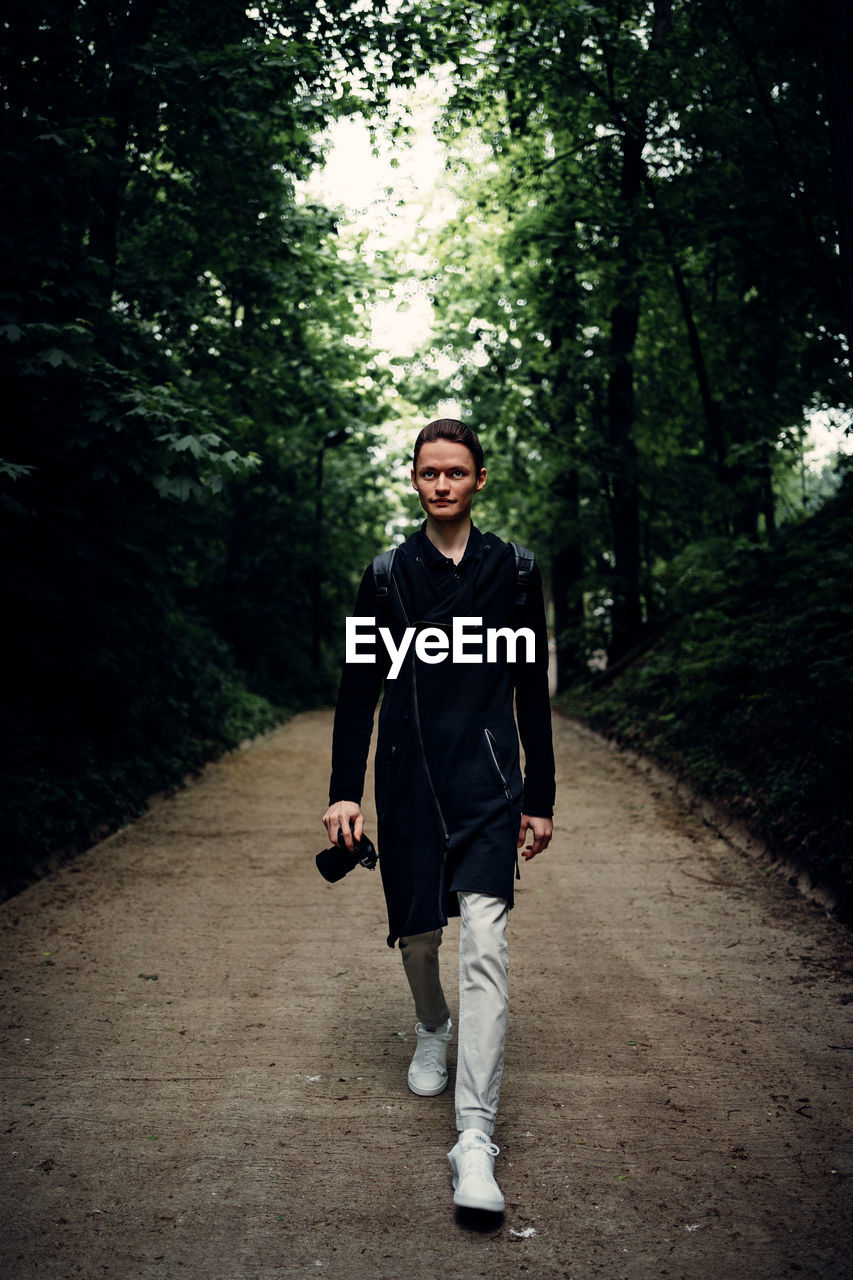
left=410, top=467, right=417, bottom=489
left=476, top=468, right=487, bottom=492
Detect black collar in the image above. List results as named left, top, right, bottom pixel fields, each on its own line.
left=417, top=522, right=487, bottom=571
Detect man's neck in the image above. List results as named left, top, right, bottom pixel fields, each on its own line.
left=424, top=516, right=471, bottom=565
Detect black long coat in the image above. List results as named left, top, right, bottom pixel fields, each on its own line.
left=330, top=524, right=555, bottom=946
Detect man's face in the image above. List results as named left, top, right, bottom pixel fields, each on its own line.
left=411, top=441, right=486, bottom=522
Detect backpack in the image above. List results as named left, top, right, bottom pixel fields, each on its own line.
left=372, top=541, right=534, bottom=608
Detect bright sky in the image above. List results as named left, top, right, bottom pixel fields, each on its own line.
left=806, top=408, right=852, bottom=465
left=303, top=75, right=464, bottom=479
left=305, top=76, right=456, bottom=363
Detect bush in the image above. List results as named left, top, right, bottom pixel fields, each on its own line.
left=0, top=609, right=282, bottom=896
left=557, top=476, right=853, bottom=918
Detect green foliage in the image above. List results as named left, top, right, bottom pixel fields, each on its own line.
left=558, top=478, right=853, bottom=916
left=405, top=0, right=848, bottom=673
left=0, top=0, right=415, bottom=889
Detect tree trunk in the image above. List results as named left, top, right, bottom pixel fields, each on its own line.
left=601, top=0, right=672, bottom=664
left=545, top=264, right=587, bottom=689
left=550, top=463, right=585, bottom=690
left=644, top=174, right=728, bottom=477
left=825, top=0, right=853, bottom=364
left=311, top=429, right=348, bottom=669
left=311, top=443, right=326, bottom=671
left=606, top=129, right=644, bottom=663
left=88, top=0, right=161, bottom=298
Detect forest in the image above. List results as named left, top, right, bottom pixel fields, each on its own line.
left=2, top=0, right=851, bottom=911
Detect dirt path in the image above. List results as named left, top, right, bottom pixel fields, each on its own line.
left=1, top=710, right=851, bottom=1280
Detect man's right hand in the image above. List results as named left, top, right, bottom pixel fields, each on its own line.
left=322, top=801, right=365, bottom=852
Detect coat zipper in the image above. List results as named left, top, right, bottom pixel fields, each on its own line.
left=412, top=661, right=450, bottom=847
left=485, top=727, right=522, bottom=881
left=484, top=728, right=512, bottom=802
left=392, top=577, right=450, bottom=852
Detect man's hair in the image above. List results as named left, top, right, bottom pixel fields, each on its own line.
left=413, top=419, right=484, bottom=474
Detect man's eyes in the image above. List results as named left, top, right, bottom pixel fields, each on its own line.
left=422, top=469, right=466, bottom=478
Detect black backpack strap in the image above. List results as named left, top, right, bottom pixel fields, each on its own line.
left=371, top=547, right=397, bottom=602
left=509, top=541, right=535, bottom=609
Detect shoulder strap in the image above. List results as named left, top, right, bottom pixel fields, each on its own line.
left=372, top=547, right=397, bottom=602
left=509, top=541, right=535, bottom=608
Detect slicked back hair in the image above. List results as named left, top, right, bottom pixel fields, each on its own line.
left=413, top=419, right=484, bottom=474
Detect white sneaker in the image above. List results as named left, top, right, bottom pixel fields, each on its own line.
left=448, top=1129, right=504, bottom=1212
left=407, top=1018, right=452, bottom=1096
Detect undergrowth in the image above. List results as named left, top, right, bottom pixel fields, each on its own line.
left=0, top=613, right=284, bottom=898
left=556, top=474, right=853, bottom=920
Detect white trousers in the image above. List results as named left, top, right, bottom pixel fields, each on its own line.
left=399, top=892, right=509, bottom=1136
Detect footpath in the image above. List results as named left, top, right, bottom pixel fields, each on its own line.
left=1, top=709, right=851, bottom=1280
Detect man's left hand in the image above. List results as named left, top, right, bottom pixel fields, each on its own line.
left=517, top=814, right=553, bottom=860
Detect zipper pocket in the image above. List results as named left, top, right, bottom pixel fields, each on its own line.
left=484, top=728, right=512, bottom=802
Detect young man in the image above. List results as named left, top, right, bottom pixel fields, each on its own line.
left=323, top=418, right=555, bottom=1213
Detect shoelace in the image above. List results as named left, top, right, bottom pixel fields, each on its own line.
left=460, top=1138, right=500, bottom=1162
left=416, top=1032, right=447, bottom=1074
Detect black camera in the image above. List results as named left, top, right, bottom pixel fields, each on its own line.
left=316, top=828, right=378, bottom=883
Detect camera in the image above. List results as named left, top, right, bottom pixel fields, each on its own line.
left=316, top=828, right=378, bottom=883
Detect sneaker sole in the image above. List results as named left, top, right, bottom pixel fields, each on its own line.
left=407, top=1075, right=449, bottom=1097
left=452, top=1181, right=505, bottom=1213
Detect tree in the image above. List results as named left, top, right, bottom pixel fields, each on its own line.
left=0, top=0, right=420, bottom=881
left=406, top=0, right=848, bottom=669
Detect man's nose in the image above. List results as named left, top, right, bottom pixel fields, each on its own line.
left=435, top=471, right=450, bottom=489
